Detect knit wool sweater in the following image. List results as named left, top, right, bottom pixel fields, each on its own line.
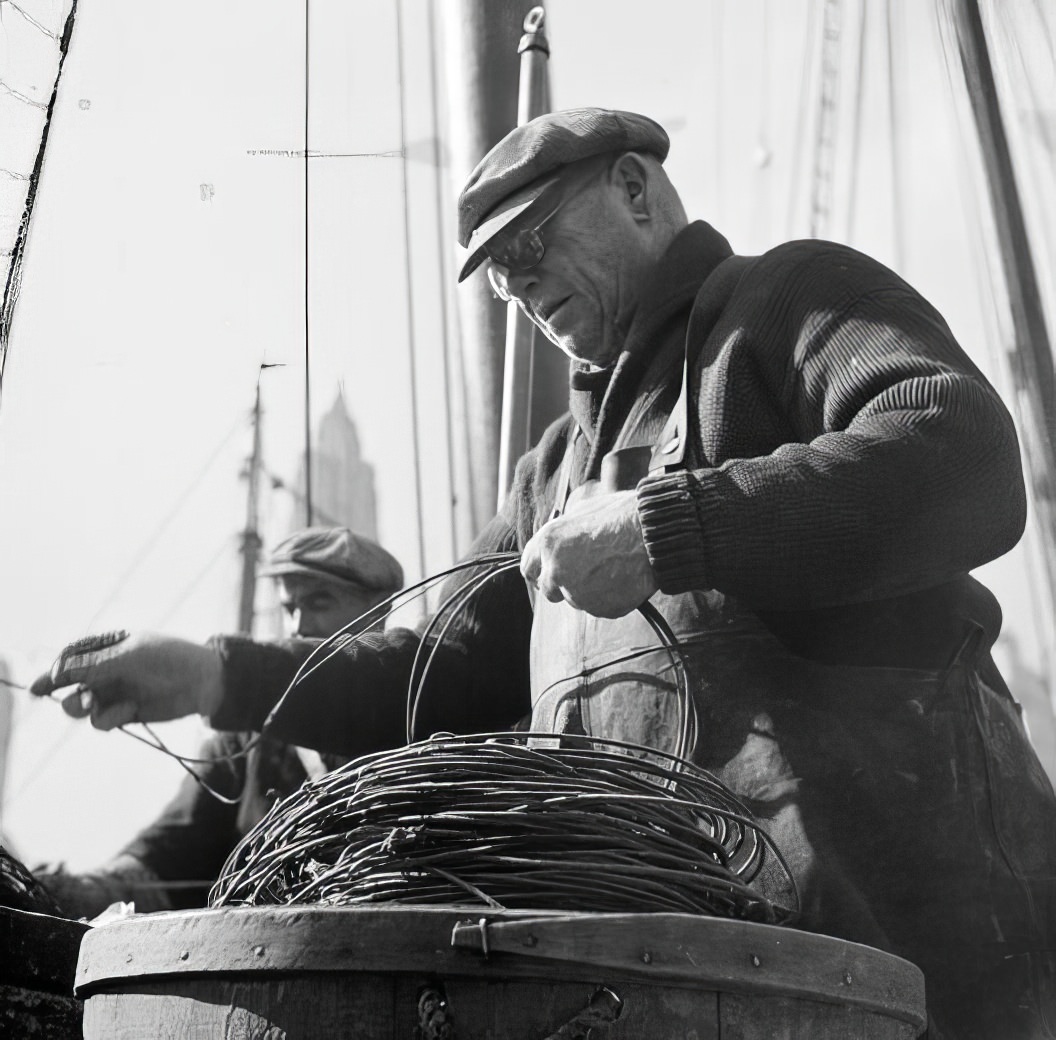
left=211, top=221, right=1025, bottom=756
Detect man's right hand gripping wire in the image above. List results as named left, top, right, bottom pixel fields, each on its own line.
left=30, top=631, right=224, bottom=730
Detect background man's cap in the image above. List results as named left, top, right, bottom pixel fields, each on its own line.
left=457, top=108, right=669, bottom=282
left=261, top=527, right=404, bottom=593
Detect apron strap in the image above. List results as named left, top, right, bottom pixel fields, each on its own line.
left=550, top=427, right=581, bottom=520
left=648, top=254, right=751, bottom=476
left=648, top=348, right=690, bottom=473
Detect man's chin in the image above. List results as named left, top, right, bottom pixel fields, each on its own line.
left=544, top=330, right=613, bottom=368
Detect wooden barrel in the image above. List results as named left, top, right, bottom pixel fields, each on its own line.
left=1, top=906, right=88, bottom=1039
left=75, top=906, right=926, bottom=1039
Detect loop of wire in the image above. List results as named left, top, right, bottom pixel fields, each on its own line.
left=209, top=731, right=799, bottom=925
left=117, top=551, right=525, bottom=799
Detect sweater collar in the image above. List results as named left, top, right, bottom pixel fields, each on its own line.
left=568, top=220, right=734, bottom=442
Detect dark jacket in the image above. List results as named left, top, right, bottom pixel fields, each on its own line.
left=120, top=732, right=310, bottom=908
left=211, top=221, right=1024, bottom=746
left=206, top=224, right=1053, bottom=1039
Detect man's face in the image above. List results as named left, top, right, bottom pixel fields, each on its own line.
left=488, top=168, right=648, bottom=367
left=277, top=574, right=383, bottom=639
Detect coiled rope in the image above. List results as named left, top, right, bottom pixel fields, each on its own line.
left=210, top=732, right=798, bottom=924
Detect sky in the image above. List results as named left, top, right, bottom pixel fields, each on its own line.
left=0, top=0, right=1052, bottom=869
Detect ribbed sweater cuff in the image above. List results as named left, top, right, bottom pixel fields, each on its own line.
left=206, top=634, right=298, bottom=732
left=636, top=472, right=710, bottom=594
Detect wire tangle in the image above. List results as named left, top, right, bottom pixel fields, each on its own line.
left=110, top=551, right=525, bottom=802
left=209, top=732, right=798, bottom=925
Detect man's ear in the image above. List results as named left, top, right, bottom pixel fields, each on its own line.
left=612, top=152, right=651, bottom=219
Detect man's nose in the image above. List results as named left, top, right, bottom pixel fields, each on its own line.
left=501, top=266, right=540, bottom=304
left=284, top=609, right=303, bottom=637
left=291, top=610, right=313, bottom=638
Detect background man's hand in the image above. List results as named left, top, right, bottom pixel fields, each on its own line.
left=29, top=632, right=223, bottom=730
left=521, top=489, right=659, bottom=618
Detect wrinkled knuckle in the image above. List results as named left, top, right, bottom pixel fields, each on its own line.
left=539, top=525, right=562, bottom=554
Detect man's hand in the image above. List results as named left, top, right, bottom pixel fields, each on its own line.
left=521, top=489, right=659, bottom=619
left=29, top=632, right=223, bottom=730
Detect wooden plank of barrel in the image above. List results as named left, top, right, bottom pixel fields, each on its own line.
left=75, top=906, right=925, bottom=1038
left=75, top=906, right=925, bottom=1039
left=1, top=906, right=89, bottom=1040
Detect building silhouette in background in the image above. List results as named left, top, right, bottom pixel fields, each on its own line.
left=256, top=389, right=381, bottom=640
left=285, top=389, right=378, bottom=539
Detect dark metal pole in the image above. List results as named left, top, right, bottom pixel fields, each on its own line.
left=947, top=0, right=1056, bottom=604
left=442, top=0, right=523, bottom=533
left=497, top=8, right=551, bottom=508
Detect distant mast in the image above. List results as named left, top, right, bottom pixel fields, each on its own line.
left=237, top=375, right=266, bottom=635
left=237, top=364, right=284, bottom=635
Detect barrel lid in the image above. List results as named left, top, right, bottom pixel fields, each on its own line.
left=75, top=905, right=925, bottom=1030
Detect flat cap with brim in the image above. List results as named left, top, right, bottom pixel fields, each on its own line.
left=260, top=526, right=404, bottom=593
left=457, top=108, right=670, bottom=282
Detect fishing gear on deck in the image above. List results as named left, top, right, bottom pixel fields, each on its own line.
left=209, top=732, right=798, bottom=924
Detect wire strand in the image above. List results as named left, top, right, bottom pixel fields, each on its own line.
left=406, top=558, right=524, bottom=742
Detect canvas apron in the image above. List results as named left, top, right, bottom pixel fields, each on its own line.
left=528, top=349, right=1056, bottom=1040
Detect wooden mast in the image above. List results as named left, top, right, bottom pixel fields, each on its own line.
left=237, top=364, right=281, bottom=635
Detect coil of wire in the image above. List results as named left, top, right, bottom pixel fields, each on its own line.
left=210, top=732, right=796, bottom=924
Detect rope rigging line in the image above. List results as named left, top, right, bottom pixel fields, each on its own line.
left=0, top=0, right=62, bottom=40
left=752, top=0, right=774, bottom=243
left=153, top=532, right=238, bottom=630
left=0, top=79, right=49, bottom=109
left=884, top=0, right=905, bottom=271
left=809, top=0, right=844, bottom=239
left=845, top=0, right=869, bottom=242
left=426, top=0, right=461, bottom=565
left=0, top=0, right=78, bottom=400
left=302, top=0, right=313, bottom=526
left=785, top=0, right=822, bottom=238
left=394, top=0, right=429, bottom=590
left=710, top=3, right=724, bottom=221
left=81, top=413, right=246, bottom=632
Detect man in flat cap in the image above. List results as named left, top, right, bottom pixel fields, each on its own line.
left=263, top=526, right=405, bottom=640
left=35, top=527, right=403, bottom=917
left=34, top=109, right=1055, bottom=1036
